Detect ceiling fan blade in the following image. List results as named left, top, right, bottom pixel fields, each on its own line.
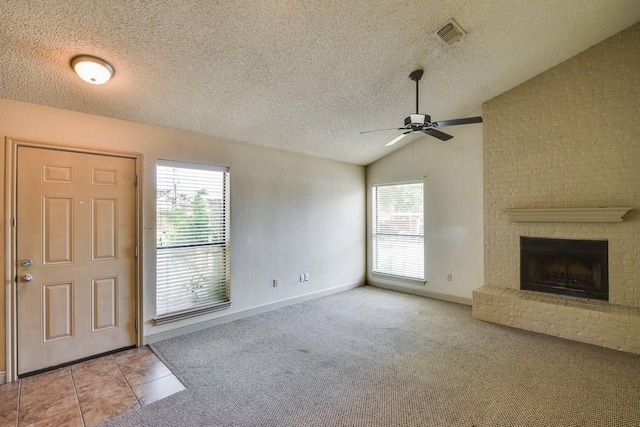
left=433, top=116, right=483, bottom=128
left=425, top=128, right=453, bottom=141
left=360, top=127, right=405, bottom=134
left=385, top=131, right=412, bottom=147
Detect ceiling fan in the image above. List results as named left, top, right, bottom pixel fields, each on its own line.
left=361, top=69, right=483, bottom=146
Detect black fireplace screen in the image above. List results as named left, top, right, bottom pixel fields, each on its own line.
left=520, top=237, right=608, bottom=300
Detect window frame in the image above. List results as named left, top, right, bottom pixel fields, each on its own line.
left=371, top=180, right=426, bottom=285
left=154, top=159, right=231, bottom=324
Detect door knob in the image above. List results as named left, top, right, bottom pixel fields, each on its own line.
left=21, top=258, right=33, bottom=267
left=21, top=274, right=33, bottom=283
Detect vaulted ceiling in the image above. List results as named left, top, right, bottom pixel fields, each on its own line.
left=1, top=1, right=639, bottom=165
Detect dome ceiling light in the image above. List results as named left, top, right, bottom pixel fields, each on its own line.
left=71, top=55, right=114, bottom=85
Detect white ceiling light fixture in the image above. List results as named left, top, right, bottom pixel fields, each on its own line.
left=71, top=55, right=114, bottom=84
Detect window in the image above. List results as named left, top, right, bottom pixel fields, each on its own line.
left=372, top=182, right=424, bottom=281
left=155, top=161, right=230, bottom=322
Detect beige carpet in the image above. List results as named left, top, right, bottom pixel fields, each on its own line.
left=103, top=286, right=640, bottom=426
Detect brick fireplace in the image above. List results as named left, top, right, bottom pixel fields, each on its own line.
left=472, top=22, right=640, bottom=355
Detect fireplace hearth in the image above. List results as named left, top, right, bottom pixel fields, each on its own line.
left=520, top=237, right=608, bottom=300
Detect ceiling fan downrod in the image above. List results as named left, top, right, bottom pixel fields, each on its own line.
left=408, top=69, right=424, bottom=114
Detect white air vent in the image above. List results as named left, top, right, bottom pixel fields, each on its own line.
left=436, top=19, right=466, bottom=45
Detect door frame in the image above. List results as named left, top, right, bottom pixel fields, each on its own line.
left=4, top=138, right=144, bottom=382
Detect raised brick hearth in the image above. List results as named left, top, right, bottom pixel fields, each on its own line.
left=473, top=286, right=640, bottom=354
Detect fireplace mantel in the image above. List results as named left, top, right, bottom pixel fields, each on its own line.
left=504, top=207, right=633, bottom=223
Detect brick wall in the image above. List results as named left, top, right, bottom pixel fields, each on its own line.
left=483, top=22, right=640, bottom=307
left=474, top=22, right=640, bottom=354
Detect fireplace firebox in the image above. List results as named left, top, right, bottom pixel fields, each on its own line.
left=520, top=237, right=608, bottom=300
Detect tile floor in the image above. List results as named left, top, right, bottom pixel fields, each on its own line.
left=0, top=346, right=185, bottom=426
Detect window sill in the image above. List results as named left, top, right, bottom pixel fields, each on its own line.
left=371, top=272, right=426, bottom=286
left=154, top=301, right=232, bottom=325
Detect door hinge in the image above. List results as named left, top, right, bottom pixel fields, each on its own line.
left=135, top=246, right=139, bottom=258
left=11, top=218, right=17, bottom=228
left=134, top=174, right=138, bottom=185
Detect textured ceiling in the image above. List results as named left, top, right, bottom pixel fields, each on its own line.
left=1, top=1, right=639, bottom=165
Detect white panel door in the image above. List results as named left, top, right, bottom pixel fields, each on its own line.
left=17, top=146, right=137, bottom=375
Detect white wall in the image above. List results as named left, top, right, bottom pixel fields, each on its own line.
left=366, top=109, right=484, bottom=302
left=0, top=98, right=365, bottom=370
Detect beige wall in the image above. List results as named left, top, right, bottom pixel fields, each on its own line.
left=0, top=99, right=366, bottom=374
left=483, top=22, right=640, bottom=307
left=366, top=109, right=484, bottom=302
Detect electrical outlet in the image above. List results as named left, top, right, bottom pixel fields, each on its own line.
left=447, top=274, right=452, bottom=281
left=273, top=279, right=279, bottom=287
left=304, top=273, right=309, bottom=282
left=299, top=274, right=304, bottom=283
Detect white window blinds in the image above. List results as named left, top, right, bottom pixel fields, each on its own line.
left=372, top=182, right=424, bottom=281
left=156, top=161, right=230, bottom=320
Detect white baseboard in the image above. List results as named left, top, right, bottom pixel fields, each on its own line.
left=145, top=281, right=363, bottom=344
left=0, top=371, right=5, bottom=385
left=369, top=281, right=472, bottom=306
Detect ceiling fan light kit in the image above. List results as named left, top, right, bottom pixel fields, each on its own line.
left=362, top=69, right=483, bottom=146
left=406, top=114, right=428, bottom=126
